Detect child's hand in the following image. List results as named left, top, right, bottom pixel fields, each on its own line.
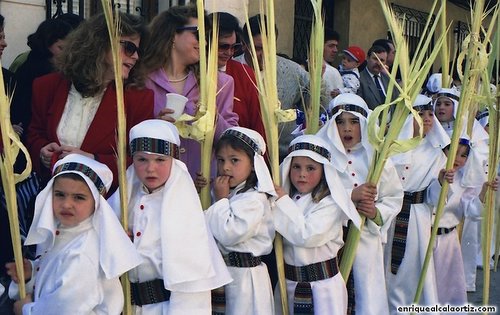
left=213, top=175, right=230, bottom=201
left=195, top=172, right=209, bottom=193
left=438, top=169, right=454, bottom=185
left=13, top=294, right=32, bottom=315
left=274, top=184, right=287, bottom=199
left=479, top=177, right=499, bottom=203
left=356, top=199, right=377, bottom=219
left=351, top=183, right=377, bottom=203
left=5, top=259, right=32, bottom=283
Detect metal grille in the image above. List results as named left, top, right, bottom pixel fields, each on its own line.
left=390, top=3, right=435, bottom=67
left=46, top=0, right=158, bottom=21
left=292, top=0, right=313, bottom=62
left=293, top=1, right=335, bottom=63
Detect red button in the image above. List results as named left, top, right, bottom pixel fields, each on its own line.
left=55, top=230, right=60, bottom=236
left=348, top=161, right=352, bottom=164
left=136, top=232, right=141, bottom=237
left=140, top=205, right=144, bottom=210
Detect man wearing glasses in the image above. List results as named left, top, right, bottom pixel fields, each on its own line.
left=210, top=12, right=266, bottom=140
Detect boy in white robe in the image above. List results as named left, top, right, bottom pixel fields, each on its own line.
left=316, top=93, right=403, bottom=315
left=434, top=88, right=489, bottom=291
left=108, top=119, right=231, bottom=315
left=205, top=127, right=276, bottom=315
left=7, top=154, right=142, bottom=315
left=429, top=138, right=498, bottom=308
left=386, top=95, right=450, bottom=314
left=273, top=135, right=361, bottom=315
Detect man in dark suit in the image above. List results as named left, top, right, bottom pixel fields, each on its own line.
left=357, top=45, right=392, bottom=110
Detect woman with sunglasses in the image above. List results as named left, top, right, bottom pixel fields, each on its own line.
left=26, top=12, right=154, bottom=194
left=136, top=4, right=238, bottom=180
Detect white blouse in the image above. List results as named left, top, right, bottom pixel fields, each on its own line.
left=57, top=85, right=104, bottom=147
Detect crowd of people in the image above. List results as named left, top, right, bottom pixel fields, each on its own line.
left=0, top=3, right=498, bottom=315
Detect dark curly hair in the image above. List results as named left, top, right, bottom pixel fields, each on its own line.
left=215, top=134, right=258, bottom=194
left=55, top=12, right=148, bottom=97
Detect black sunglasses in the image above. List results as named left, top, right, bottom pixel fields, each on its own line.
left=176, top=25, right=199, bottom=40
left=120, top=40, right=140, bottom=57
left=218, top=43, right=242, bottom=52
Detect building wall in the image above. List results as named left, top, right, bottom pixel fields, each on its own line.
left=1, top=0, right=45, bottom=68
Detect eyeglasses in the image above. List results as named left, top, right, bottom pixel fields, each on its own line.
left=218, top=43, right=242, bottom=52
left=120, top=40, right=140, bottom=57
left=176, top=25, right=199, bottom=40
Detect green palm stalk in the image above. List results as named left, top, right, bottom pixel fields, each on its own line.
left=412, top=0, right=499, bottom=308
left=100, top=2, right=131, bottom=313
left=243, top=2, right=296, bottom=313
left=196, top=0, right=220, bottom=209
left=0, top=64, right=31, bottom=299
left=304, top=0, right=324, bottom=135
left=340, top=0, right=448, bottom=280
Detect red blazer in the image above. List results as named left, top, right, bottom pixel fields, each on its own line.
left=225, top=59, right=266, bottom=139
left=27, top=72, right=154, bottom=194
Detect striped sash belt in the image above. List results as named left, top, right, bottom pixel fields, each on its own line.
left=390, top=188, right=426, bottom=275
left=285, top=257, right=339, bottom=314
left=223, top=251, right=262, bottom=268
left=130, top=279, right=171, bottom=306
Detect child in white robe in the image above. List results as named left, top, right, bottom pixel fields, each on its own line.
left=204, top=127, right=276, bottom=315
left=316, top=93, right=403, bottom=315
left=7, top=154, right=142, bottom=315
left=429, top=138, right=498, bottom=308
left=386, top=95, right=450, bottom=314
left=108, top=119, right=231, bottom=315
left=273, top=135, right=361, bottom=315
left=434, top=88, right=489, bottom=291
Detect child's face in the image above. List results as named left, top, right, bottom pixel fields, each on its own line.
left=413, top=109, right=434, bottom=136
left=435, top=97, right=454, bottom=122
left=444, top=144, right=469, bottom=170
left=53, top=177, right=95, bottom=227
left=216, top=145, right=253, bottom=188
left=290, top=156, right=324, bottom=194
left=335, top=112, right=361, bottom=149
left=341, top=55, right=359, bottom=70
left=133, top=152, right=173, bottom=192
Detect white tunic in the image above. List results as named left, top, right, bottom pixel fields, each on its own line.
left=387, top=137, right=446, bottom=314
left=273, top=193, right=348, bottom=315
left=428, top=173, right=482, bottom=307
left=337, top=145, right=403, bottom=315
left=205, top=185, right=275, bottom=315
left=20, top=218, right=124, bottom=315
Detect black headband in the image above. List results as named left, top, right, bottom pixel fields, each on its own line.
left=330, top=104, right=368, bottom=118
left=130, top=137, right=179, bottom=159
left=437, top=92, right=459, bottom=102
left=222, top=129, right=262, bottom=155
left=54, top=162, right=107, bottom=196
left=288, top=142, right=331, bottom=161
left=413, top=102, right=434, bottom=112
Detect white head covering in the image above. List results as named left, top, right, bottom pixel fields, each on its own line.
left=426, top=73, right=442, bottom=95
left=476, top=110, right=489, bottom=129
left=317, top=94, right=372, bottom=172
left=280, top=135, right=361, bottom=228
left=219, top=127, right=276, bottom=196
left=25, top=154, right=142, bottom=279
left=393, top=95, right=450, bottom=165
left=433, top=89, right=489, bottom=187
left=434, top=87, right=460, bottom=121
left=125, top=119, right=230, bottom=291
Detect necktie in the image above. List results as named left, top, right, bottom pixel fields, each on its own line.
left=373, top=74, right=386, bottom=102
